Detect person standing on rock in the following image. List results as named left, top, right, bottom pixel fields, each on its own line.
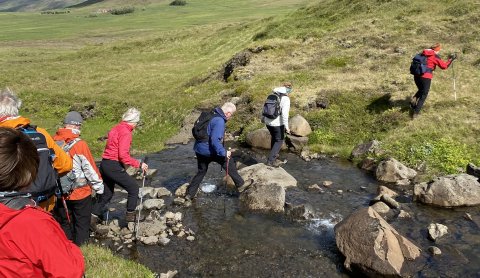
left=263, top=82, right=293, bottom=167
left=53, top=111, right=104, bottom=245
left=186, top=102, right=245, bottom=199
left=0, top=127, right=85, bottom=277
left=92, top=108, right=148, bottom=223
left=411, top=43, right=456, bottom=118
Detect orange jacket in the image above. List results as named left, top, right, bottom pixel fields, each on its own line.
left=0, top=116, right=72, bottom=176
left=53, top=128, right=103, bottom=200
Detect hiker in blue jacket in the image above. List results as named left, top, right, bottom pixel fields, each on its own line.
left=186, top=102, right=244, bottom=199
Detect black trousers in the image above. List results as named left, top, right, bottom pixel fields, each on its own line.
left=54, top=195, right=92, bottom=246
left=266, top=125, right=285, bottom=163
left=92, top=159, right=139, bottom=216
left=413, top=76, right=432, bottom=114
left=187, top=153, right=244, bottom=198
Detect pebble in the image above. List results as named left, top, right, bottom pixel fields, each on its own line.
left=428, top=246, right=442, bottom=256
left=186, top=236, right=195, bottom=241
left=323, top=181, right=333, bottom=187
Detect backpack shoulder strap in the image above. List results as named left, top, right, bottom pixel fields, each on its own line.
left=62, top=138, right=81, bottom=153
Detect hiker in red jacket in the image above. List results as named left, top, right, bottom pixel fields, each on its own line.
left=0, top=127, right=85, bottom=278
left=411, top=43, right=456, bottom=118
left=53, top=111, right=104, bottom=246
left=92, top=108, right=148, bottom=223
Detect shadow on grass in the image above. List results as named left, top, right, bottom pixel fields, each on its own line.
left=367, top=93, right=412, bottom=114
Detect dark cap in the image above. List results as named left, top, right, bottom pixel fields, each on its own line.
left=64, top=111, right=83, bottom=126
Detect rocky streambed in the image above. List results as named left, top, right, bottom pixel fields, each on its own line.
left=91, top=142, right=480, bottom=277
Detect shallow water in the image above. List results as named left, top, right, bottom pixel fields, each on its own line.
left=111, top=143, right=480, bottom=277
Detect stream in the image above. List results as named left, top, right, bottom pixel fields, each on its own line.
left=107, top=142, right=480, bottom=277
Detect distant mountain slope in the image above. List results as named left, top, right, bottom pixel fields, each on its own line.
left=0, top=0, right=153, bottom=11
left=0, top=0, right=84, bottom=11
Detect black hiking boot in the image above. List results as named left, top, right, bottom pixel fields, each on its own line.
left=125, top=211, right=136, bottom=222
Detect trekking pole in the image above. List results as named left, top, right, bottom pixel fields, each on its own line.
left=452, top=61, right=457, bottom=101
left=224, top=155, right=229, bottom=214
left=61, top=195, right=71, bottom=224
left=134, top=156, right=148, bottom=240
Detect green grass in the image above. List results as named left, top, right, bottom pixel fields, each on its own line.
left=1, top=0, right=479, bottom=176
left=82, top=244, right=155, bottom=277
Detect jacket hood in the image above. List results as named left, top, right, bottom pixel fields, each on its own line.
left=214, top=107, right=227, bottom=121
left=0, top=203, right=25, bottom=229
left=0, top=116, right=31, bottom=128
left=54, top=128, right=80, bottom=142
left=422, top=49, right=437, bottom=57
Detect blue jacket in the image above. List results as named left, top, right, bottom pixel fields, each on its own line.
left=193, top=107, right=227, bottom=157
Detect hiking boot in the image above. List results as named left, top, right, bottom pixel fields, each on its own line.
left=125, top=211, right=136, bottom=222
left=237, top=178, right=254, bottom=193
left=267, top=159, right=285, bottom=168
left=90, top=214, right=101, bottom=232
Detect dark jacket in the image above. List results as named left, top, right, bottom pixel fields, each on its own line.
left=193, top=107, right=227, bottom=157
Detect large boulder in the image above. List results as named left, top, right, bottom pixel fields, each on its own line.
left=288, top=114, right=312, bottom=137
left=239, top=183, right=285, bottom=213
left=414, top=174, right=480, bottom=207
left=376, top=158, right=417, bottom=185
left=245, top=128, right=272, bottom=149
left=335, top=207, right=421, bottom=277
left=238, top=163, right=297, bottom=189
left=238, top=163, right=297, bottom=213
left=286, top=134, right=309, bottom=152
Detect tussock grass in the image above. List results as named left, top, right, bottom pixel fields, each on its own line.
left=82, top=244, right=155, bottom=277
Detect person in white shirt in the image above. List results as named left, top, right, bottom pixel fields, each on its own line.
left=264, top=82, right=293, bottom=167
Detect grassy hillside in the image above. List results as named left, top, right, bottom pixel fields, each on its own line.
left=213, top=0, right=480, bottom=177
left=0, top=0, right=479, bottom=179
left=0, top=0, right=83, bottom=12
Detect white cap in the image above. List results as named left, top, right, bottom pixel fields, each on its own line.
left=122, top=108, right=140, bottom=123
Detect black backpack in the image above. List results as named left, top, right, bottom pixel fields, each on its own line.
left=17, top=125, right=58, bottom=202
left=192, top=110, right=218, bottom=142
left=410, top=53, right=432, bottom=75
left=262, top=92, right=283, bottom=119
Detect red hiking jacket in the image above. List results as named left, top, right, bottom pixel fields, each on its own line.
left=0, top=204, right=85, bottom=277
left=102, top=121, right=140, bottom=168
left=421, top=49, right=452, bottom=79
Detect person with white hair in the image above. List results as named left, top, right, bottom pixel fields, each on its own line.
left=0, top=88, right=72, bottom=212
left=186, top=102, right=245, bottom=199
left=91, top=108, right=148, bottom=223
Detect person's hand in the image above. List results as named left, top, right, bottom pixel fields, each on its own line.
left=226, top=150, right=232, bottom=159
left=141, top=162, right=149, bottom=173
left=93, top=184, right=104, bottom=195
left=286, top=128, right=291, bottom=134
left=448, top=53, right=457, bottom=60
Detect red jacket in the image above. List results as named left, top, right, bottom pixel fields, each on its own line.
left=421, top=49, right=452, bottom=79
left=102, top=121, right=140, bottom=168
left=0, top=204, right=85, bottom=277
